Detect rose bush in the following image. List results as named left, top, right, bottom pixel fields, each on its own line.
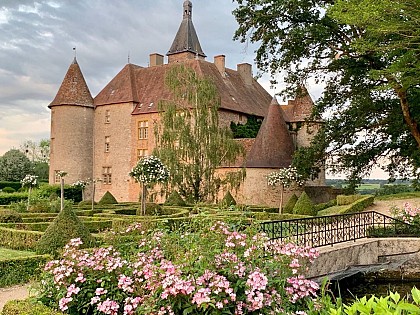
left=39, top=221, right=320, bottom=315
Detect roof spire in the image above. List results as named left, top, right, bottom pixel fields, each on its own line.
left=72, top=47, right=77, bottom=64
left=167, top=0, right=206, bottom=60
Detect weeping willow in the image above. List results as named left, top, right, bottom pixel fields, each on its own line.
left=154, top=65, right=245, bottom=203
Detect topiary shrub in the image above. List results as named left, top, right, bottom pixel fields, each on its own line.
left=293, top=192, right=316, bottom=216
left=164, top=191, right=187, bottom=207
left=2, top=187, right=16, bottom=194
left=144, top=203, right=162, bottom=216
left=220, top=191, right=236, bottom=207
left=98, top=191, right=118, bottom=205
left=283, top=194, right=298, bottom=214
left=0, top=210, right=23, bottom=223
left=36, top=204, right=94, bottom=256
left=78, top=200, right=97, bottom=207
left=2, top=299, right=62, bottom=315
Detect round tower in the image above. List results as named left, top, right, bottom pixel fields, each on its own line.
left=48, top=57, right=94, bottom=186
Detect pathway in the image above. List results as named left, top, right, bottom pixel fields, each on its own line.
left=0, top=284, right=30, bottom=312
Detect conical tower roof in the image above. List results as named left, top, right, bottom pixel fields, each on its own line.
left=167, top=1, right=206, bottom=58
left=49, top=58, right=93, bottom=108
left=246, top=97, right=295, bottom=168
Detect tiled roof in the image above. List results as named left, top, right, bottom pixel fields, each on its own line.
left=246, top=97, right=295, bottom=168
left=285, top=86, right=316, bottom=122
left=49, top=58, right=93, bottom=108
left=95, top=59, right=271, bottom=117
left=167, top=1, right=206, bottom=58
left=94, top=63, right=142, bottom=106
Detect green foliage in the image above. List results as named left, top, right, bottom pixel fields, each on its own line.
left=164, top=190, right=187, bottom=206
left=78, top=200, right=97, bottom=207
left=2, top=299, right=61, bottom=315
left=283, top=194, right=298, bottom=214
left=154, top=65, right=245, bottom=203
left=328, top=287, right=420, bottom=315
left=0, top=210, right=23, bottom=223
left=220, top=191, right=237, bottom=207
left=314, top=199, right=338, bottom=212
left=318, top=195, right=374, bottom=216
left=337, top=194, right=362, bottom=206
left=98, top=191, right=118, bottom=205
left=233, top=0, right=420, bottom=185
left=230, top=115, right=263, bottom=138
left=0, top=192, right=28, bottom=205
left=144, top=202, right=163, bottom=215
left=0, top=227, right=43, bottom=250
left=0, top=149, right=32, bottom=182
left=0, top=181, right=22, bottom=191
left=36, top=184, right=82, bottom=202
left=0, top=254, right=50, bottom=287
left=293, top=192, right=316, bottom=216
left=375, top=184, right=414, bottom=196
left=2, top=187, right=16, bottom=193
left=36, top=204, right=94, bottom=256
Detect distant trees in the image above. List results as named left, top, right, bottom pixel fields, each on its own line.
left=0, top=149, right=32, bottom=181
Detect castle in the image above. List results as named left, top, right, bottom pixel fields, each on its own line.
left=48, top=1, right=325, bottom=206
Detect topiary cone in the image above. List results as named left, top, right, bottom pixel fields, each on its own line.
left=292, top=191, right=316, bottom=216
left=98, top=191, right=118, bottom=205
left=220, top=191, right=237, bottom=207
left=283, top=193, right=298, bottom=214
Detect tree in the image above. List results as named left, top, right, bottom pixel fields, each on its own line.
left=154, top=65, right=245, bottom=203
left=21, top=174, right=38, bottom=211
left=20, top=139, right=50, bottom=164
left=0, top=149, right=32, bottom=181
left=129, top=155, right=170, bottom=215
left=233, top=0, right=420, bottom=186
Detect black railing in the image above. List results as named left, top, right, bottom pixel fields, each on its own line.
left=260, top=211, right=414, bottom=248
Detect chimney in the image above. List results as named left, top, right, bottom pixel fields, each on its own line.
left=214, top=55, right=226, bottom=77
left=149, top=53, right=164, bottom=67
left=237, top=63, right=253, bottom=85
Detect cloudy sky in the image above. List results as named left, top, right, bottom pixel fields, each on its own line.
left=0, top=0, right=279, bottom=155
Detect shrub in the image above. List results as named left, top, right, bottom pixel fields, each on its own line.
left=318, top=195, right=374, bottom=216
left=283, top=194, right=298, bottom=214
left=2, top=187, right=16, bottom=193
left=0, top=181, right=21, bottom=191
left=98, top=191, right=118, bottom=205
left=0, top=227, right=43, bottom=250
left=164, top=190, right=187, bottom=207
left=2, top=299, right=62, bottom=315
left=293, top=192, right=316, bottom=216
left=337, top=194, right=362, bottom=205
left=220, top=191, right=237, bottom=207
left=0, top=192, right=28, bottom=205
left=78, top=200, right=97, bottom=207
left=0, top=210, right=23, bottom=223
left=37, top=184, right=82, bottom=202
left=0, top=254, right=50, bottom=287
left=314, top=199, right=337, bottom=212
left=144, top=202, right=162, bottom=215
left=36, top=204, right=94, bottom=256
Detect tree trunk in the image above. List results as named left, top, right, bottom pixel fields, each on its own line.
left=138, top=183, right=147, bottom=216
left=91, top=181, right=96, bottom=212
left=26, top=186, right=31, bottom=212
left=279, top=183, right=284, bottom=214
left=60, top=177, right=64, bottom=212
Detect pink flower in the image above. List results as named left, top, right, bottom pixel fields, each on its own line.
left=59, top=297, right=72, bottom=311
left=66, top=284, right=80, bottom=297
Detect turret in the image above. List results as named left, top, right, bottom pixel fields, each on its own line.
left=49, top=57, right=94, bottom=187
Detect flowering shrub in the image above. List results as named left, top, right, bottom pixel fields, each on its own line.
left=39, top=221, right=320, bottom=315
left=20, top=174, right=38, bottom=188
left=267, top=167, right=304, bottom=188
left=129, top=156, right=170, bottom=185
left=71, top=180, right=89, bottom=190
left=391, top=202, right=420, bottom=225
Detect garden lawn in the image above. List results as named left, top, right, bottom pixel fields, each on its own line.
left=0, top=248, right=37, bottom=260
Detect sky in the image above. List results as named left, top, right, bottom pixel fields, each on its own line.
left=0, top=0, right=388, bottom=179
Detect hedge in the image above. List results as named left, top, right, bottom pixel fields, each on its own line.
left=0, top=181, right=21, bottom=191
left=37, top=184, right=82, bottom=202
left=336, top=194, right=362, bottom=206
left=2, top=299, right=62, bottom=315
left=318, top=195, right=374, bottom=216
left=0, top=227, right=43, bottom=250
left=0, top=254, right=50, bottom=287
left=0, top=192, right=28, bottom=205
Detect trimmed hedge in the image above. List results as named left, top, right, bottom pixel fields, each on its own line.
left=2, top=299, right=62, bottom=315
left=220, top=191, right=237, bottom=207
left=318, top=195, right=375, bottom=216
left=283, top=194, right=298, bottom=214
left=314, top=199, right=337, bottom=212
left=293, top=192, right=316, bottom=216
left=2, top=187, right=16, bottom=193
left=337, top=194, right=362, bottom=206
left=37, top=184, right=82, bottom=202
left=0, top=192, right=28, bottom=205
left=0, top=254, right=50, bottom=287
left=99, top=191, right=118, bottom=205
left=164, top=190, right=187, bottom=207
left=0, top=181, right=21, bottom=191
left=0, top=210, right=23, bottom=223
left=0, top=227, right=43, bottom=250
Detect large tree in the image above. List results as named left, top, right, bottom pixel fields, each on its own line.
left=154, top=65, right=245, bottom=203
left=0, top=149, right=32, bottom=182
left=233, top=0, right=420, bottom=185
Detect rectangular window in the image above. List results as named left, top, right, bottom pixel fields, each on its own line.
left=102, top=167, right=112, bottom=184
left=54, top=170, right=61, bottom=184
left=105, top=110, right=110, bottom=123
left=138, top=121, right=149, bottom=139
left=105, top=136, right=110, bottom=152
left=137, top=149, right=148, bottom=160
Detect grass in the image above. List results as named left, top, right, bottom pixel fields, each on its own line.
left=0, top=248, right=37, bottom=260
left=356, top=184, right=381, bottom=190
left=376, top=191, right=420, bottom=201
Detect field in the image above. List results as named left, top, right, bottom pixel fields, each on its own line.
left=356, top=184, right=381, bottom=190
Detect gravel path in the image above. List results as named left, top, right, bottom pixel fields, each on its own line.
left=0, top=284, right=30, bottom=312
left=365, top=197, right=420, bottom=216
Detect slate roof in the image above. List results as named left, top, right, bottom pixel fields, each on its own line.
left=49, top=58, right=94, bottom=108
left=167, top=0, right=206, bottom=58
left=246, top=97, right=295, bottom=168
left=94, top=59, right=272, bottom=117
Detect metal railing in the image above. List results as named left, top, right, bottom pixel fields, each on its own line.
left=260, top=211, right=414, bottom=248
